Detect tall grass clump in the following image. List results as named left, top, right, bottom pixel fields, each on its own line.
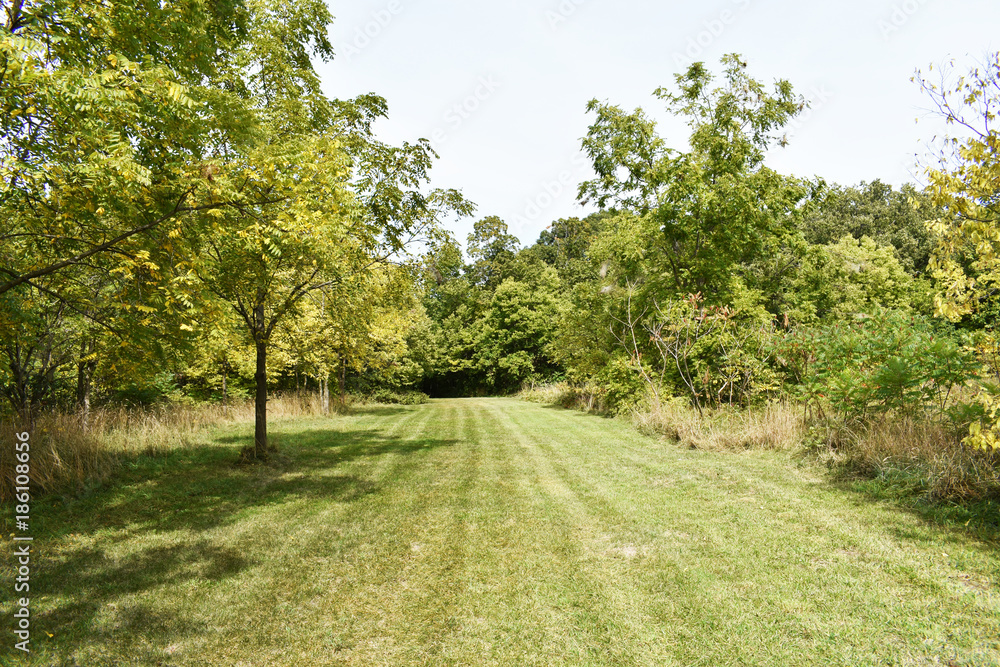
left=631, top=398, right=805, bottom=451
left=0, top=391, right=334, bottom=503
left=813, top=417, right=1000, bottom=502
left=519, top=382, right=608, bottom=413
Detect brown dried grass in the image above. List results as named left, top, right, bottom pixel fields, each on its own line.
left=830, top=417, right=1000, bottom=502
left=0, top=392, right=332, bottom=503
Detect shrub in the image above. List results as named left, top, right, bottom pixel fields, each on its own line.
left=612, top=291, right=782, bottom=415
left=776, top=308, right=978, bottom=424
left=361, top=388, right=430, bottom=405
left=595, top=354, right=646, bottom=413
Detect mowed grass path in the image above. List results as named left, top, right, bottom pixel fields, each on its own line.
left=5, top=398, right=1000, bottom=666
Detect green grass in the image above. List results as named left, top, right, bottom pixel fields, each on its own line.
left=3, top=398, right=999, bottom=666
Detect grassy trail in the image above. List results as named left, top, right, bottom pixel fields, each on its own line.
left=4, top=398, right=999, bottom=666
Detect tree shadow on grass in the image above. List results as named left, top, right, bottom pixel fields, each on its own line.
left=820, top=472, right=1000, bottom=583
left=23, top=422, right=458, bottom=664
left=814, top=454, right=1000, bottom=543
left=26, top=541, right=246, bottom=666
left=44, top=424, right=457, bottom=536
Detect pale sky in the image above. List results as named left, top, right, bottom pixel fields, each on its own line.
left=318, top=0, right=999, bottom=248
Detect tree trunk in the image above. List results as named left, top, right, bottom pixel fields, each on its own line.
left=76, top=338, right=95, bottom=433
left=7, top=343, right=32, bottom=425
left=338, top=355, right=347, bottom=403
left=321, top=377, right=330, bottom=414
left=254, top=337, right=268, bottom=458
left=80, top=374, right=91, bottom=433
left=221, top=364, right=228, bottom=406
left=75, top=339, right=87, bottom=406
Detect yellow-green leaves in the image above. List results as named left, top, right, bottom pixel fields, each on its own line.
left=918, top=52, right=1000, bottom=449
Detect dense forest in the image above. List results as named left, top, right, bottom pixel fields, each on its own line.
left=2, top=0, right=999, bottom=501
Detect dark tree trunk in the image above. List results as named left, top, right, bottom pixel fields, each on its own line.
left=76, top=338, right=96, bottom=433
left=254, top=337, right=268, bottom=458
left=338, top=355, right=347, bottom=402
left=5, top=343, right=32, bottom=424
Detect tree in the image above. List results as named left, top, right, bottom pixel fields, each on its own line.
left=473, top=269, right=562, bottom=393
left=799, top=180, right=939, bottom=275
left=0, top=0, right=343, bottom=427
left=279, top=262, right=420, bottom=407
left=528, top=213, right=610, bottom=285
left=0, top=0, right=263, bottom=298
left=918, top=53, right=1000, bottom=321
left=466, top=216, right=520, bottom=289
left=580, top=54, right=815, bottom=302
left=779, top=236, right=926, bottom=325
left=0, top=286, right=72, bottom=422
left=917, top=52, right=1000, bottom=450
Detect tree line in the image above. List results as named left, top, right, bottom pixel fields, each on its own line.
left=3, top=0, right=1000, bottom=458
left=0, top=0, right=471, bottom=459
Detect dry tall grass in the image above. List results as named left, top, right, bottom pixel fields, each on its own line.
left=827, top=417, right=1000, bottom=502
left=520, top=382, right=608, bottom=413
left=522, top=384, right=805, bottom=451
left=631, top=399, right=806, bottom=451
left=0, top=392, right=334, bottom=503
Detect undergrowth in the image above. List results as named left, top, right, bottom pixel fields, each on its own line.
left=0, top=392, right=334, bottom=503
left=520, top=384, right=1000, bottom=505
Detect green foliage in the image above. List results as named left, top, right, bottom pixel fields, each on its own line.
left=528, top=213, right=610, bottom=285
left=0, top=0, right=470, bottom=451
left=0, top=0, right=330, bottom=302
left=776, top=309, right=978, bottom=424
left=418, top=220, right=569, bottom=397
left=799, top=181, right=939, bottom=274
left=594, top=354, right=647, bottom=413
left=466, top=216, right=521, bottom=289
left=916, top=52, right=1000, bottom=450
left=361, top=388, right=429, bottom=405
left=552, top=280, right=617, bottom=384
left=780, top=236, right=929, bottom=325
left=623, top=291, right=781, bottom=413
left=473, top=270, right=563, bottom=393
left=580, top=54, right=814, bottom=300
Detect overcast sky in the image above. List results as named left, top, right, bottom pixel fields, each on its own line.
left=318, top=0, right=999, bottom=248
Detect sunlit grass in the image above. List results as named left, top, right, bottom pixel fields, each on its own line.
left=3, top=398, right=998, bottom=665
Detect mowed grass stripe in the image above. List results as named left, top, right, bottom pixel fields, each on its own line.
left=273, top=402, right=472, bottom=663
left=493, top=399, right=1000, bottom=666
left=469, top=399, right=682, bottom=665
left=8, top=398, right=1000, bottom=666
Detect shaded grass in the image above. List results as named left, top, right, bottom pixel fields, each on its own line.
left=0, top=392, right=336, bottom=503
left=2, top=399, right=999, bottom=666
left=823, top=416, right=1000, bottom=504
